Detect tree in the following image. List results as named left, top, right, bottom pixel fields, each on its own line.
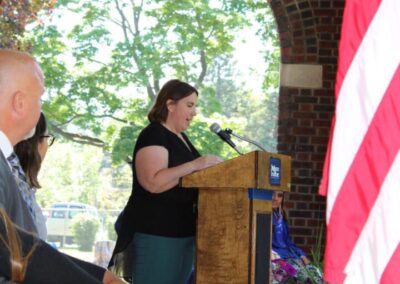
left=0, top=0, right=56, bottom=49
left=37, top=143, right=131, bottom=209
left=25, top=0, right=279, bottom=164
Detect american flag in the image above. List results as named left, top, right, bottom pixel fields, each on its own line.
left=319, top=0, right=400, bottom=283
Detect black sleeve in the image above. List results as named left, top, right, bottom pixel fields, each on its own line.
left=0, top=224, right=105, bottom=284
left=135, top=123, right=167, bottom=152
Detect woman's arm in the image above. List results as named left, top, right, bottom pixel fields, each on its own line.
left=300, top=255, right=311, bottom=265
left=135, top=146, right=222, bottom=193
left=282, top=220, right=308, bottom=261
left=66, top=254, right=123, bottom=283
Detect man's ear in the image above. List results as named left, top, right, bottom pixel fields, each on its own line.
left=11, top=91, right=26, bottom=115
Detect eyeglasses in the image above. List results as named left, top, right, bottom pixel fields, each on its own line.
left=41, top=134, right=55, bottom=146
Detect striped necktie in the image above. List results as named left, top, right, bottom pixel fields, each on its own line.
left=7, top=152, right=36, bottom=220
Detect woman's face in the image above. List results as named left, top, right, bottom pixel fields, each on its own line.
left=272, top=191, right=284, bottom=209
left=166, top=92, right=198, bottom=133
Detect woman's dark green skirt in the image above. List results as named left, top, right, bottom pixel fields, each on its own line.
left=131, top=232, right=194, bottom=284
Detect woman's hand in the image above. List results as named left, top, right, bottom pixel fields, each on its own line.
left=300, top=255, right=311, bottom=266
left=191, top=155, right=223, bottom=171
left=103, top=270, right=125, bottom=284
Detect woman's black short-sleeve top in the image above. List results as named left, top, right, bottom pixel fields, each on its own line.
left=127, top=122, right=200, bottom=237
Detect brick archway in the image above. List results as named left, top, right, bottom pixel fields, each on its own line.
left=266, top=0, right=345, bottom=254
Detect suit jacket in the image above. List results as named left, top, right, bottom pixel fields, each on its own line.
left=0, top=150, right=37, bottom=234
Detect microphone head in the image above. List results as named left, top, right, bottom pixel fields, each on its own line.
left=210, top=122, right=222, bottom=134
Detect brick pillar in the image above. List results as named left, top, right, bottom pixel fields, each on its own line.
left=267, top=0, right=345, bottom=255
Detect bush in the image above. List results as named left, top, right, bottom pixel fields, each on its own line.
left=70, top=213, right=100, bottom=251
left=105, top=216, right=117, bottom=241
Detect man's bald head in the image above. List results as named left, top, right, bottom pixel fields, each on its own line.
left=0, top=49, right=44, bottom=146
left=0, top=49, right=43, bottom=93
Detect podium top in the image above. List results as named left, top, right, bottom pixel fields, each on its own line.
left=181, top=151, right=291, bottom=191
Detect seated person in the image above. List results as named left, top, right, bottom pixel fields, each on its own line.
left=271, top=191, right=324, bottom=283
left=14, top=112, right=53, bottom=240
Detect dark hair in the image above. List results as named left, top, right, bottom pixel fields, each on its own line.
left=148, top=79, right=198, bottom=123
left=14, top=112, right=47, bottom=188
left=273, top=192, right=288, bottom=221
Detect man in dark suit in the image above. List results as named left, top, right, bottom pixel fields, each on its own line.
left=0, top=49, right=123, bottom=284
left=0, top=150, right=38, bottom=231
left=0, top=49, right=41, bottom=234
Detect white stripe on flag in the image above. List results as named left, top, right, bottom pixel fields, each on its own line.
left=327, top=0, right=400, bottom=221
left=343, top=150, right=400, bottom=283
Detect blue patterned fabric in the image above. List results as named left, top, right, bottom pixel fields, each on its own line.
left=7, top=152, right=36, bottom=220
left=272, top=210, right=305, bottom=259
left=271, top=209, right=325, bottom=283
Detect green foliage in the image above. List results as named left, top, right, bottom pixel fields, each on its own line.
left=0, top=0, right=56, bottom=49
left=23, top=0, right=280, bottom=165
left=37, top=143, right=131, bottom=209
left=311, top=223, right=325, bottom=272
left=105, top=215, right=117, bottom=241
left=70, top=213, right=100, bottom=251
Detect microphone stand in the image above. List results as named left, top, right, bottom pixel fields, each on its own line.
left=231, top=144, right=243, bottom=156
left=226, top=129, right=268, bottom=152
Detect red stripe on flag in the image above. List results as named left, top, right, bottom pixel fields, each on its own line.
left=380, top=244, right=400, bottom=284
left=324, top=64, right=400, bottom=283
left=335, top=0, right=382, bottom=96
left=319, top=0, right=382, bottom=196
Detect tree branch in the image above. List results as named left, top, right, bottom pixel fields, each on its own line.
left=130, top=0, right=144, bottom=35
left=153, top=78, right=160, bottom=94
left=50, top=123, right=105, bottom=147
left=58, top=113, right=129, bottom=126
left=114, top=0, right=136, bottom=39
left=102, top=16, right=124, bottom=29
left=114, top=0, right=154, bottom=100
left=197, top=49, right=207, bottom=85
left=88, top=57, right=136, bottom=75
left=195, top=12, right=207, bottom=86
left=179, top=53, right=190, bottom=82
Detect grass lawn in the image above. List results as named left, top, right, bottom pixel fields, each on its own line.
left=59, top=246, right=95, bottom=263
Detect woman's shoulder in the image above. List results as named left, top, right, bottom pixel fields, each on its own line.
left=139, top=122, right=167, bottom=139
left=135, top=122, right=168, bottom=149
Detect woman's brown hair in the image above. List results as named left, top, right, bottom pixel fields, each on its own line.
left=0, top=208, right=37, bottom=282
left=148, top=79, right=198, bottom=123
left=275, top=192, right=288, bottom=221
left=14, top=112, right=47, bottom=188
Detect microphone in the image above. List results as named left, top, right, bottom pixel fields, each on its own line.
left=210, top=123, right=242, bottom=155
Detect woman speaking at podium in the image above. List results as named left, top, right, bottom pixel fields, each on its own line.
left=109, top=79, right=222, bottom=284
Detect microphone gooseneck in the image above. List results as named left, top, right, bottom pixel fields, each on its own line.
left=210, top=122, right=268, bottom=154
left=226, top=128, right=267, bottom=152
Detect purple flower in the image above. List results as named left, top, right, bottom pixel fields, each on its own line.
left=285, top=265, right=297, bottom=277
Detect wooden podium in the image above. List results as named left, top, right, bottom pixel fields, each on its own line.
left=181, top=151, right=291, bottom=284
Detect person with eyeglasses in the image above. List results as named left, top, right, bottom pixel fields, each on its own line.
left=42, top=133, right=56, bottom=147
left=270, top=191, right=325, bottom=283
left=13, top=112, right=54, bottom=240
left=0, top=49, right=124, bottom=284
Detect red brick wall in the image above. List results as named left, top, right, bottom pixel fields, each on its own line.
left=268, top=0, right=345, bottom=255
